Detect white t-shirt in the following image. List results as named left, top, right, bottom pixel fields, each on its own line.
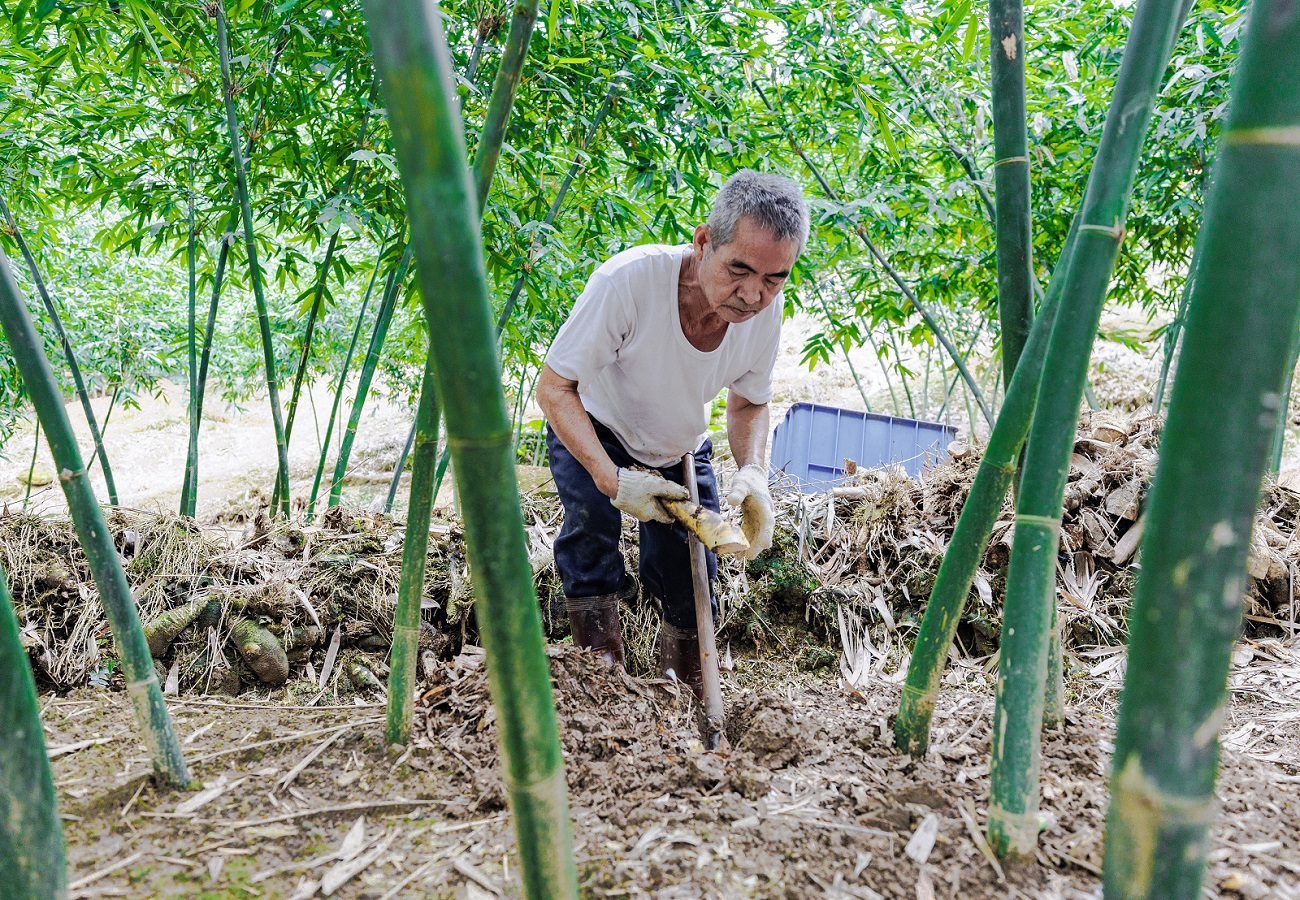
left=545, top=244, right=782, bottom=467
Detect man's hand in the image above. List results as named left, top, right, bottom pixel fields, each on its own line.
left=612, top=469, right=689, bottom=523
left=727, top=464, right=774, bottom=560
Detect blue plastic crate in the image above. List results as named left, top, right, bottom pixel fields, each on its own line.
left=770, top=402, right=958, bottom=493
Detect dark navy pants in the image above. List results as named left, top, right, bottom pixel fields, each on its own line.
left=547, top=417, right=718, bottom=629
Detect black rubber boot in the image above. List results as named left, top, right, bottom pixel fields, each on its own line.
left=566, top=593, right=625, bottom=667
left=659, top=621, right=703, bottom=700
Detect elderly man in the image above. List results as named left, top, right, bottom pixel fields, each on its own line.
left=537, top=170, right=809, bottom=693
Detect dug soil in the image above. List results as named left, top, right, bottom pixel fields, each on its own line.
left=44, top=640, right=1300, bottom=899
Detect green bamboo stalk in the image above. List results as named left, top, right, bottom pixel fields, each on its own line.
left=23, top=418, right=40, bottom=509
left=384, top=420, right=418, bottom=515
left=327, top=241, right=413, bottom=509
left=0, top=562, right=66, bottom=898
left=989, top=0, right=1033, bottom=381
left=988, top=0, right=1190, bottom=858
left=183, top=231, right=229, bottom=514
left=0, top=196, right=119, bottom=506
left=214, top=3, right=291, bottom=520
left=180, top=181, right=199, bottom=518
left=274, top=83, right=381, bottom=513
left=387, top=0, right=539, bottom=741
left=0, top=248, right=190, bottom=787
left=896, top=216, right=1078, bottom=756
left=1268, top=323, right=1300, bottom=472
left=361, top=4, right=576, bottom=897
left=386, top=351, right=438, bottom=743
left=1105, top=10, right=1300, bottom=892
left=1043, top=602, right=1064, bottom=727
left=471, top=0, right=540, bottom=214
left=307, top=233, right=393, bottom=520
left=1152, top=238, right=1204, bottom=414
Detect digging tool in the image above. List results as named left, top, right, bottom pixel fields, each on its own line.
left=681, top=453, right=726, bottom=749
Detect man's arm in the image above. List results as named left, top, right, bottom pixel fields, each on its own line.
left=725, top=389, right=770, bottom=469
left=537, top=364, right=620, bottom=498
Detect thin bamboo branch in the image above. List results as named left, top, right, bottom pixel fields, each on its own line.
left=307, top=232, right=394, bottom=520
left=754, top=81, right=994, bottom=426
left=0, top=196, right=118, bottom=505
left=327, top=241, right=413, bottom=509
left=471, top=0, right=540, bottom=213
left=214, top=3, right=291, bottom=520
left=494, top=82, right=618, bottom=335
left=276, top=79, right=381, bottom=512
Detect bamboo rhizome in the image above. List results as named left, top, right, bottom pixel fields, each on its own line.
left=0, top=563, right=66, bottom=898
left=989, top=0, right=1033, bottom=382
left=987, top=0, right=1191, bottom=859
left=213, top=2, right=292, bottom=520
left=0, top=247, right=190, bottom=787
left=1104, top=4, right=1300, bottom=896
left=0, top=195, right=119, bottom=506
left=361, top=3, right=577, bottom=897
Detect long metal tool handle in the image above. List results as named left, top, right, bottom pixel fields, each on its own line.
left=682, top=453, right=725, bottom=749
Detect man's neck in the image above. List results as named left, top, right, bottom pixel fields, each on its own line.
left=678, top=249, right=728, bottom=351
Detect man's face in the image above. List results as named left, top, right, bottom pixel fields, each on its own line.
left=694, top=217, right=801, bottom=324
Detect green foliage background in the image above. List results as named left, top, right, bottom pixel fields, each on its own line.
left=0, top=0, right=1242, bottom=447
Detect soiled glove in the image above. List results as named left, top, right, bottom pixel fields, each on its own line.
left=612, top=468, right=689, bottom=524
left=727, top=464, right=774, bottom=560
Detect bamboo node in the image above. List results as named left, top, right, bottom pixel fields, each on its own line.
left=986, top=802, right=1041, bottom=856
left=1014, top=513, right=1061, bottom=531
left=1079, top=220, right=1126, bottom=242
left=1226, top=126, right=1300, bottom=147
left=994, top=156, right=1029, bottom=168
left=59, top=466, right=82, bottom=482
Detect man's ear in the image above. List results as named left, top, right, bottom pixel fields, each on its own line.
left=692, top=224, right=711, bottom=253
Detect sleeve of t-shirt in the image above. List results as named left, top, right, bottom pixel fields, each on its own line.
left=544, top=271, right=633, bottom=385
left=728, top=313, right=781, bottom=404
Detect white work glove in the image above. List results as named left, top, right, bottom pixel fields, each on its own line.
left=727, top=464, right=774, bottom=560
left=612, top=468, right=689, bottom=524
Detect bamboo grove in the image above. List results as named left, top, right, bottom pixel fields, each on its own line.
left=0, top=0, right=1292, bottom=898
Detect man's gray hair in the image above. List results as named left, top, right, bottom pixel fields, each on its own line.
left=707, top=170, right=810, bottom=253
